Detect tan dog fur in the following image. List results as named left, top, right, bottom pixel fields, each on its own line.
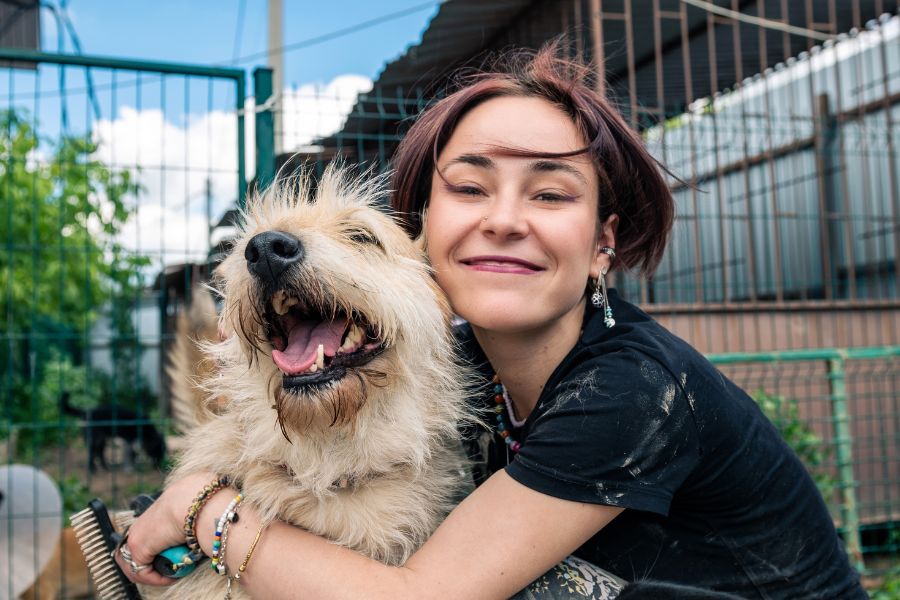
left=165, top=283, right=223, bottom=431
left=147, top=166, right=473, bottom=600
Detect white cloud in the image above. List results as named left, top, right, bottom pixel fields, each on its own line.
left=278, top=74, right=373, bottom=152
left=89, top=73, right=372, bottom=267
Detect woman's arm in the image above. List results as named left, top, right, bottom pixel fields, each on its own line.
left=122, top=469, right=622, bottom=599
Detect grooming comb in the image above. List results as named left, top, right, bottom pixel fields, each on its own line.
left=71, top=496, right=200, bottom=599
left=70, top=498, right=142, bottom=600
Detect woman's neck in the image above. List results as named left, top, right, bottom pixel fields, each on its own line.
left=471, top=300, right=585, bottom=420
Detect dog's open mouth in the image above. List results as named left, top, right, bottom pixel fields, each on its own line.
left=267, top=290, right=385, bottom=389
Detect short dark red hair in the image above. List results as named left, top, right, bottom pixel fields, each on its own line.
left=390, top=40, right=675, bottom=276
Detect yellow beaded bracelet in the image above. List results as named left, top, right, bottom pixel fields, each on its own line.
left=182, top=475, right=230, bottom=563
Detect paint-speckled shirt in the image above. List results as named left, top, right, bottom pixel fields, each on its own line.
left=459, top=289, right=866, bottom=599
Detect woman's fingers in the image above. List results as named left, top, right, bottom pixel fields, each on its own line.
left=113, top=541, right=178, bottom=586
left=109, top=471, right=223, bottom=588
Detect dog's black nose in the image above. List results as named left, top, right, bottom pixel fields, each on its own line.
left=245, top=231, right=303, bottom=285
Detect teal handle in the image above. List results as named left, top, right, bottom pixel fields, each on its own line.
left=152, top=545, right=200, bottom=578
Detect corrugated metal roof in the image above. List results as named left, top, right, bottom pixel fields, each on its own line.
left=372, top=0, right=536, bottom=91
left=319, top=0, right=892, bottom=149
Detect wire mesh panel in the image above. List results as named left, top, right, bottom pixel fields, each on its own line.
left=273, top=83, right=427, bottom=182
left=0, top=50, right=244, bottom=598
left=711, top=349, right=900, bottom=573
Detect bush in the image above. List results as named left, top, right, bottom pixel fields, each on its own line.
left=870, top=569, right=900, bottom=600
left=751, top=389, right=836, bottom=500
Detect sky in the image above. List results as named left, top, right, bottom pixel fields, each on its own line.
left=28, top=1, right=442, bottom=266
left=55, top=1, right=440, bottom=87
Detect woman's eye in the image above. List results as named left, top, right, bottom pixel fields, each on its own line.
left=445, top=183, right=484, bottom=196
left=534, top=191, right=574, bottom=203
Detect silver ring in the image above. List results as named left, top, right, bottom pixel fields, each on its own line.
left=118, top=543, right=151, bottom=575
left=600, top=246, right=616, bottom=259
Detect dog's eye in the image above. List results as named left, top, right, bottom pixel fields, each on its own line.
left=347, top=229, right=381, bottom=248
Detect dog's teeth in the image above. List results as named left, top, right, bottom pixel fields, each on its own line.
left=340, top=324, right=364, bottom=352
left=309, top=363, right=318, bottom=373
left=272, top=291, right=299, bottom=315
left=339, top=326, right=357, bottom=352
left=316, top=344, right=325, bottom=370
left=273, top=291, right=289, bottom=315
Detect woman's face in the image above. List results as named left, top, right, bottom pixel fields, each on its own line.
left=424, top=95, right=616, bottom=335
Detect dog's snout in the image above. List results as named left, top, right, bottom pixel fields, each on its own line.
left=245, top=231, right=303, bottom=285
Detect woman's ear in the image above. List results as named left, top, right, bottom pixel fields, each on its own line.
left=590, top=214, right=619, bottom=279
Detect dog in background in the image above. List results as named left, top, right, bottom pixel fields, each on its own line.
left=61, top=392, right=167, bottom=473
left=149, top=165, right=473, bottom=600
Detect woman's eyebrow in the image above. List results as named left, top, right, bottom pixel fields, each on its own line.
left=530, top=159, right=588, bottom=185
left=441, top=155, right=587, bottom=186
left=445, top=154, right=495, bottom=170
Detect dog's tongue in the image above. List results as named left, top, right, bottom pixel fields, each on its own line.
left=272, top=316, right=349, bottom=375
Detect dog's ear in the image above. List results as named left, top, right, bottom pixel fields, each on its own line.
left=413, top=233, right=426, bottom=255
left=413, top=208, right=429, bottom=255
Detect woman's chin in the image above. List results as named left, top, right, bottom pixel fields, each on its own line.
left=464, top=310, right=560, bottom=336
left=456, top=296, right=587, bottom=336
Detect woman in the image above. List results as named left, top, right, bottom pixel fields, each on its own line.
left=120, top=43, right=865, bottom=599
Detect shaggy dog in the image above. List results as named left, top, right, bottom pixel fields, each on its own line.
left=146, top=166, right=472, bottom=600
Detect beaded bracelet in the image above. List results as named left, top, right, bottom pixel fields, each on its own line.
left=211, top=492, right=244, bottom=575
left=180, top=475, right=230, bottom=568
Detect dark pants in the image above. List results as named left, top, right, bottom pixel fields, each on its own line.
left=512, top=556, right=745, bottom=600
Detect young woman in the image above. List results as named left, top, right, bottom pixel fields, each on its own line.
left=119, top=44, right=866, bottom=599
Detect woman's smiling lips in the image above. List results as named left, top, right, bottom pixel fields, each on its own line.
left=460, top=255, right=545, bottom=274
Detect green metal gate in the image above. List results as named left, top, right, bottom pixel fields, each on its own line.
left=0, top=47, right=249, bottom=560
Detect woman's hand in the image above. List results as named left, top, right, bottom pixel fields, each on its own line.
left=114, top=470, right=222, bottom=586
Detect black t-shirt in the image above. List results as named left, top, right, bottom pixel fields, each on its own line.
left=458, top=290, right=866, bottom=599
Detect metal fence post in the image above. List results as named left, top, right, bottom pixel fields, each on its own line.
left=254, top=67, right=275, bottom=194
left=828, top=356, right=864, bottom=572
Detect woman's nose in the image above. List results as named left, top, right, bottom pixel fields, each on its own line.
left=479, top=193, right=528, bottom=239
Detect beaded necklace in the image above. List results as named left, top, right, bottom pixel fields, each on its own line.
left=491, top=374, right=522, bottom=453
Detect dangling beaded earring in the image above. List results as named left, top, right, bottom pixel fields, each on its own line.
left=592, top=247, right=616, bottom=328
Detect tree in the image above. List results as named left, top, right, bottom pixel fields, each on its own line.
left=0, top=108, right=149, bottom=453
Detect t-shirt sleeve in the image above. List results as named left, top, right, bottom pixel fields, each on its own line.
left=506, top=349, right=701, bottom=516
